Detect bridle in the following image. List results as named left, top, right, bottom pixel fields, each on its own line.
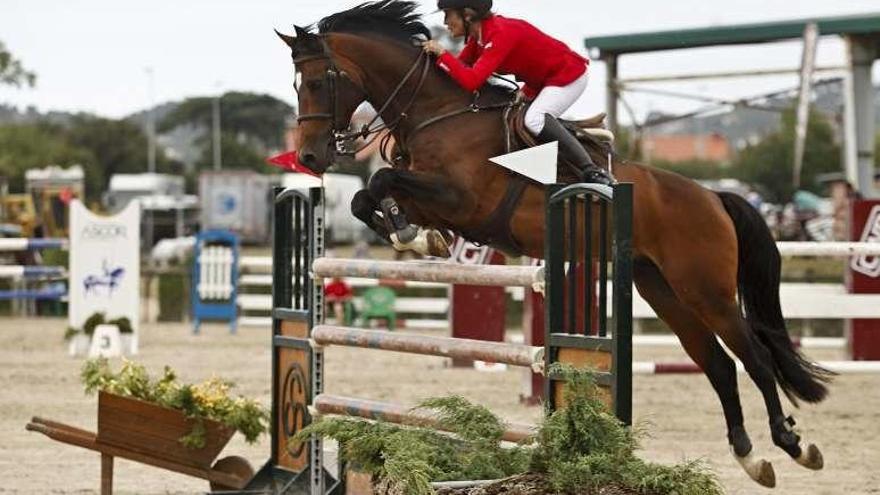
left=292, top=38, right=432, bottom=158
left=291, top=36, right=515, bottom=163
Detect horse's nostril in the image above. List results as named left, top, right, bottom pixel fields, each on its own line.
left=300, top=152, right=317, bottom=166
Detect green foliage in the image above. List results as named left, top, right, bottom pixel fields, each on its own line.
left=0, top=123, right=93, bottom=193
left=0, top=117, right=178, bottom=202
left=65, top=115, right=178, bottom=197
left=107, top=317, right=134, bottom=334
left=294, top=398, right=531, bottom=494
left=0, top=40, right=36, bottom=88
left=194, top=131, right=268, bottom=172
left=82, top=311, right=107, bottom=336
left=158, top=271, right=188, bottom=321
left=159, top=92, right=294, bottom=151
left=732, top=107, right=841, bottom=202
left=81, top=358, right=269, bottom=447
left=875, top=132, right=879, bottom=167
left=651, top=159, right=729, bottom=181
left=301, top=366, right=722, bottom=494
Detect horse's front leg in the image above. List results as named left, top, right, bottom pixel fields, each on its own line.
left=351, top=189, right=392, bottom=243
left=367, top=168, right=461, bottom=258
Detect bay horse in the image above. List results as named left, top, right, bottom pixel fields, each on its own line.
left=277, top=0, right=831, bottom=487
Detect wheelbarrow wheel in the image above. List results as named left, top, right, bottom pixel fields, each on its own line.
left=209, top=455, right=255, bottom=491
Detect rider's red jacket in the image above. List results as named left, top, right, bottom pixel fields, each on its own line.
left=436, top=14, right=589, bottom=99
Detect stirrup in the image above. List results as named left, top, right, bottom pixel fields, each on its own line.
left=579, top=166, right=615, bottom=186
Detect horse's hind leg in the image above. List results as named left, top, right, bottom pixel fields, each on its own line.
left=663, top=262, right=824, bottom=479
left=633, top=259, right=776, bottom=488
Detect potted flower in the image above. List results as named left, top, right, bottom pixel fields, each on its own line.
left=82, top=359, right=268, bottom=469
left=65, top=313, right=138, bottom=356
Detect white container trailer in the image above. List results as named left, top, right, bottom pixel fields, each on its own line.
left=199, top=171, right=271, bottom=244
left=281, top=173, right=365, bottom=245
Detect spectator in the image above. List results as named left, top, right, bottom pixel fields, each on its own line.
left=324, top=276, right=353, bottom=324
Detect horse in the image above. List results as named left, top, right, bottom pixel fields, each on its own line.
left=276, top=0, right=831, bottom=487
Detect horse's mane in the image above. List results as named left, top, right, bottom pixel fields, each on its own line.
left=312, top=0, right=515, bottom=99
left=314, top=0, right=431, bottom=43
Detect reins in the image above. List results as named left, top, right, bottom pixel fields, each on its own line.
left=293, top=36, right=516, bottom=165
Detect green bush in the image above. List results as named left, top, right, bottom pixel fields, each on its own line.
left=158, top=271, right=189, bottom=321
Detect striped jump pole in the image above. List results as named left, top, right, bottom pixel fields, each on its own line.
left=0, top=238, right=67, bottom=251
left=0, top=266, right=66, bottom=279
left=313, top=325, right=542, bottom=369
left=633, top=361, right=880, bottom=374
left=312, top=258, right=544, bottom=288
left=0, top=288, right=67, bottom=301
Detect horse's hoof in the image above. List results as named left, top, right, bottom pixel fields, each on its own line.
left=390, top=228, right=450, bottom=258
left=732, top=448, right=776, bottom=488
left=424, top=229, right=451, bottom=258
left=795, top=443, right=824, bottom=470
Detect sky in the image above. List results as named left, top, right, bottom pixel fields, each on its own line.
left=1, top=0, right=879, bottom=124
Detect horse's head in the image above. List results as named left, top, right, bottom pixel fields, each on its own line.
left=277, top=26, right=366, bottom=174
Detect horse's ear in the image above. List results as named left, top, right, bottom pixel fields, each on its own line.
left=294, top=25, right=311, bottom=39
left=275, top=29, right=297, bottom=49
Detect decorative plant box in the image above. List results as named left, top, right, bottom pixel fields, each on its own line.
left=96, top=391, right=235, bottom=469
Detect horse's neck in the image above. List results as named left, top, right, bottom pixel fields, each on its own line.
left=339, top=37, right=469, bottom=135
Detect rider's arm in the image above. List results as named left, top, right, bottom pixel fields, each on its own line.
left=457, top=38, right=478, bottom=65
left=436, top=29, right=517, bottom=93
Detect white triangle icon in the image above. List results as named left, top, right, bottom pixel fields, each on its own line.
left=489, top=142, right=558, bottom=185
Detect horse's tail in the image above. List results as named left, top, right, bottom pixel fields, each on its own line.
left=717, top=191, right=834, bottom=405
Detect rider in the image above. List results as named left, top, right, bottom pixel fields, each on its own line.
left=422, top=0, right=613, bottom=185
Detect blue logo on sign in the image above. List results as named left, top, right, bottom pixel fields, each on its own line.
left=217, top=193, right=237, bottom=214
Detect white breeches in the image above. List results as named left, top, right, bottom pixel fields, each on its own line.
left=523, top=70, right=590, bottom=135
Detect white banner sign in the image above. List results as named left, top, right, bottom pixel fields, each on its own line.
left=851, top=205, right=880, bottom=278
left=69, top=200, right=140, bottom=332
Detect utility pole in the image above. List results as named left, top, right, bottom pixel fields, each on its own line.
left=212, top=86, right=222, bottom=171
left=146, top=67, right=157, bottom=173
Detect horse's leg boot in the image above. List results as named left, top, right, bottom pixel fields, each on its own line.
left=537, top=115, right=614, bottom=185
left=380, top=198, right=450, bottom=258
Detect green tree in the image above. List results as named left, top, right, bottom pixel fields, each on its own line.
left=732, top=107, right=840, bottom=202
left=194, top=131, right=267, bottom=172
left=64, top=116, right=178, bottom=198
left=0, top=40, right=36, bottom=88
left=0, top=123, right=92, bottom=192
left=875, top=131, right=879, bottom=168
left=160, top=92, right=294, bottom=151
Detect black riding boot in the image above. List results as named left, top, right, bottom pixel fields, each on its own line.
left=536, top=114, right=614, bottom=185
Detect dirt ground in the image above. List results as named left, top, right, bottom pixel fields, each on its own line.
left=2, top=317, right=879, bottom=495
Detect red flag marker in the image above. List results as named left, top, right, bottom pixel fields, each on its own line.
left=265, top=151, right=321, bottom=177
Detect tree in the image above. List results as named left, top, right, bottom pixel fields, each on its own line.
left=64, top=116, right=179, bottom=197
left=194, top=131, right=267, bottom=173
left=0, top=40, right=36, bottom=88
left=875, top=131, right=879, bottom=168
left=732, top=107, right=840, bottom=202
left=0, top=123, right=93, bottom=192
left=159, top=92, right=294, bottom=151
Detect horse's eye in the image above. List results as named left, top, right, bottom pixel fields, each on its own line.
left=306, top=80, right=323, bottom=91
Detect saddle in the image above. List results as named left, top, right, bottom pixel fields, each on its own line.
left=505, top=102, right=616, bottom=183
left=457, top=101, right=616, bottom=256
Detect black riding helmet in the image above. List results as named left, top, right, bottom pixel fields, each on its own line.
left=437, top=0, right=492, bottom=17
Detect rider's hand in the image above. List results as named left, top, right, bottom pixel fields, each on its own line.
left=421, top=40, right=446, bottom=56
